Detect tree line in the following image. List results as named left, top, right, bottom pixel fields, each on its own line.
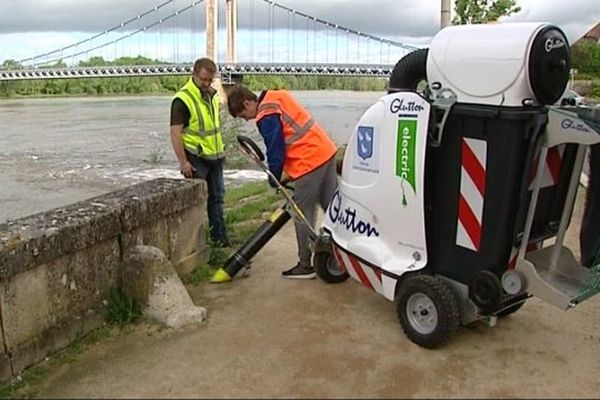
left=0, top=56, right=387, bottom=98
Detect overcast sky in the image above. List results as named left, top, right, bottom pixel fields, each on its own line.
left=0, top=0, right=598, bottom=64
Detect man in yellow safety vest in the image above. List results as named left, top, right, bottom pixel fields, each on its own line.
left=169, top=58, right=229, bottom=247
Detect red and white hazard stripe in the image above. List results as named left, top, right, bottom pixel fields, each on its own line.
left=456, top=137, right=487, bottom=252
left=333, top=245, right=383, bottom=295
left=528, top=145, right=565, bottom=190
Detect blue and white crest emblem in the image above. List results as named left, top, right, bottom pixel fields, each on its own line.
left=357, top=126, right=374, bottom=160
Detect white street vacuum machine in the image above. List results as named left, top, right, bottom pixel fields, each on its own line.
left=314, top=22, right=600, bottom=348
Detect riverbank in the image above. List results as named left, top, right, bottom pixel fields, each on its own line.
left=0, top=74, right=387, bottom=98
left=3, top=186, right=599, bottom=399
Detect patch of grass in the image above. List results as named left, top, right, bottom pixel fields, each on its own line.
left=103, top=287, right=142, bottom=328
left=224, top=181, right=271, bottom=205
left=207, top=239, right=231, bottom=265
left=0, top=326, right=111, bottom=399
left=183, top=263, right=217, bottom=285
left=228, top=220, right=265, bottom=245
left=144, top=146, right=164, bottom=165
left=225, top=195, right=281, bottom=225
left=186, top=181, right=283, bottom=284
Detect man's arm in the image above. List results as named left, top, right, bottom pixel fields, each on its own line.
left=170, top=99, right=195, bottom=178
left=257, top=114, right=286, bottom=186
left=169, top=124, right=195, bottom=178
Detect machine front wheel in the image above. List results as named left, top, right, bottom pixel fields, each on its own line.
left=314, top=250, right=349, bottom=284
left=396, top=275, right=460, bottom=349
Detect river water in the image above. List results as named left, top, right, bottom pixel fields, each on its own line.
left=0, top=91, right=382, bottom=223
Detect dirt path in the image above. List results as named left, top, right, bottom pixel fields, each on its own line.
left=30, top=189, right=600, bottom=398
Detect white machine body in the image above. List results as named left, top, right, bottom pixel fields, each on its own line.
left=427, top=22, right=569, bottom=107
left=323, top=92, right=430, bottom=300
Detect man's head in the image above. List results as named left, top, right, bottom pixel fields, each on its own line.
left=192, top=58, right=217, bottom=92
left=227, top=84, right=259, bottom=121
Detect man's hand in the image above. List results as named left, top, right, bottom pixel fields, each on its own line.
left=180, top=160, right=196, bottom=178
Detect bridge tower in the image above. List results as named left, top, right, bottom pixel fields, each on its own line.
left=441, top=0, right=452, bottom=29
left=206, top=0, right=218, bottom=61
left=226, top=0, right=238, bottom=63
left=205, top=0, right=237, bottom=63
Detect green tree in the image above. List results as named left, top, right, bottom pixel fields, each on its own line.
left=79, top=56, right=107, bottom=67
left=571, top=41, right=600, bottom=78
left=453, top=0, right=521, bottom=24
left=1, top=59, right=23, bottom=69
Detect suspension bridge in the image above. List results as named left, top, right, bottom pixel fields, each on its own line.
left=0, top=0, right=419, bottom=81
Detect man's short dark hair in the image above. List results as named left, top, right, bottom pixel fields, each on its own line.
left=227, top=84, right=258, bottom=117
left=194, top=58, right=217, bottom=74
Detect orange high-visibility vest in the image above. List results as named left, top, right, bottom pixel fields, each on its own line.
left=256, top=90, right=337, bottom=180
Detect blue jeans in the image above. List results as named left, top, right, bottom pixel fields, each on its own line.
left=186, top=152, right=228, bottom=245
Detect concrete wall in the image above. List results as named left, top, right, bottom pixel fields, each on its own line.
left=0, top=178, right=208, bottom=381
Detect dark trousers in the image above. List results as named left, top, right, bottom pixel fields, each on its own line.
left=186, top=152, right=228, bottom=245
left=580, top=144, right=600, bottom=268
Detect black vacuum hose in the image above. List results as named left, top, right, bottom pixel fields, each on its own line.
left=388, top=48, right=429, bottom=93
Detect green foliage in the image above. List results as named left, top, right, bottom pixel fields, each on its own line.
left=184, top=263, right=217, bottom=285
left=453, top=0, right=521, bottom=24
left=571, top=41, right=600, bottom=78
left=243, top=74, right=386, bottom=91
left=103, top=287, right=142, bottom=328
left=0, top=55, right=387, bottom=98
left=1, top=59, right=23, bottom=69
left=224, top=181, right=270, bottom=204
left=589, top=82, right=600, bottom=99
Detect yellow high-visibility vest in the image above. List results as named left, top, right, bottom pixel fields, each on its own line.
left=173, top=78, right=224, bottom=159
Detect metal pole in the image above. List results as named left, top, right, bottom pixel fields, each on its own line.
left=441, top=0, right=452, bottom=29
left=548, top=144, right=588, bottom=274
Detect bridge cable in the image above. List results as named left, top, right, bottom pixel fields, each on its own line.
left=33, top=0, right=206, bottom=67
left=259, top=0, right=418, bottom=51
left=251, top=0, right=255, bottom=62
left=286, top=11, right=290, bottom=63
left=18, top=0, right=177, bottom=65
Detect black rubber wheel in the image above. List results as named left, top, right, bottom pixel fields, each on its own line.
left=496, top=299, right=526, bottom=318
left=396, top=275, right=460, bottom=349
left=314, top=250, right=349, bottom=284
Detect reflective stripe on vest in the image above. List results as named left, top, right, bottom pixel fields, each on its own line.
left=255, top=90, right=337, bottom=180
left=258, top=102, right=315, bottom=145
left=173, top=79, right=224, bottom=159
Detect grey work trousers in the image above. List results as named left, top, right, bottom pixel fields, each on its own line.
left=292, top=157, right=338, bottom=267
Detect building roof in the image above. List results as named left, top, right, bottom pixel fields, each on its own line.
left=573, top=22, right=600, bottom=46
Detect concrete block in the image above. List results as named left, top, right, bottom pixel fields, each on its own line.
left=168, top=206, right=208, bottom=275
left=122, top=245, right=206, bottom=329
left=0, top=265, right=51, bottom=350
left=110, top=178, right=206, bottom=232
left=121, top=218, right=171, bottom=259
left=10, top=311, right=104, bottom=376
left=0, top=205, right=121, bottom=281
left=47, top=240, right=120, bottom=318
